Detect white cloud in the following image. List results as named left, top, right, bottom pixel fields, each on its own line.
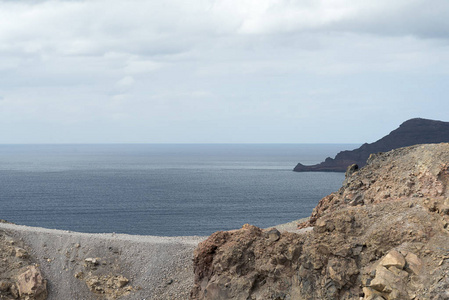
left=124, top=60, right=162, bottom=74
left=116, top=76, right=135, bottom=88
left=1, top=0, right=449, bottom=143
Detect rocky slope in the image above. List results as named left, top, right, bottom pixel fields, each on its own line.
left=192, top=143, right=449, bottom=299
left=294, top=118, right=449, bottom=172
left=0, top=223, right=204, bottom=300
left=0, top=220, right=47, bottom=300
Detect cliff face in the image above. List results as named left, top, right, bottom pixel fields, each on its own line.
left=294, top=118, right=449, bottom=172
left=192, top=143, right=449, bottom=300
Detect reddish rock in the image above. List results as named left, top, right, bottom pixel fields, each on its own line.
left=192, top=143, right=449, bottom=300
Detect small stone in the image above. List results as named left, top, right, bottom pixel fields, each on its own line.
left=117, top=275, right=129, bottom=288
left=362, top=286, right=385, bottom=300
left=388, top=266, right=409, bottom=278
left=370, top=267, right=396, bottom=293
left=405, top=252, right=423, bottom=275
left=314, top=218, right=335, bottom=233
left=314, top=218, right=328, bottom=233
left=265, top=228, right=281, bottom=242
left=74, top=243, right=80, bottom=248
left=84, top=257, right=99, bottom=265
left=14, top=247, right=28, bottom=259
left=380, top=249, right=406, bottom=269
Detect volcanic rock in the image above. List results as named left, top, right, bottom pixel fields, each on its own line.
left=294, top=118, right=449, bottom=172
left=192, top=143, right=449, bottom=299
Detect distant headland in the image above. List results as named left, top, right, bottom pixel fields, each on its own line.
left=293, top=118, right=449, bottom=172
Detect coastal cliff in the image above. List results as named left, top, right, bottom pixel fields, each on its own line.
left=294, top=118, right=449, bottom=172
left=192, top=143, right=449, bottom=299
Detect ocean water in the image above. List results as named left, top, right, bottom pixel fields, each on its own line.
left=0, top=144, right=358, bottom=236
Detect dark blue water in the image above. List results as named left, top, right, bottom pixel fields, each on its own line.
left=0, top=144, right=357, bottom=236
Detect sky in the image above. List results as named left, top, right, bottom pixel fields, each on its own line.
left=1, top=0, right=449, bottom=144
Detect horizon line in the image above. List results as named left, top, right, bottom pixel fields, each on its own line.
left=0, top=142, right=363, bottom=145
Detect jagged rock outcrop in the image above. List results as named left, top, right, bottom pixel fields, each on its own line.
left=294, top=118, right=449, bottom=172
left=192, top=143, right=449, bottom=300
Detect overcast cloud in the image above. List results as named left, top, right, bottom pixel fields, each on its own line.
left=1, top=0, right=448, bottom=143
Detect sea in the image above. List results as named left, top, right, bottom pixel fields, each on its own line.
left=0, top=144, right=358, bottom=236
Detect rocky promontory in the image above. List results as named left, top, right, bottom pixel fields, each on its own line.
left=192, top=143, right=449, bottom=299
left=294, top=118, right=449, bottom=172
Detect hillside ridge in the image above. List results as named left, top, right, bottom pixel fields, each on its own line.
left=294, top=118, right=449, bottom=172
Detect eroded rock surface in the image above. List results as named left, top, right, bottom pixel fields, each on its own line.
left=0, top=230, right=47, bottom=300
left=192, top=143, right=449, bottom=300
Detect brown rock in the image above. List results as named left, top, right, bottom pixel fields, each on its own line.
left=16, top=265, right=47, bottom=300
left=116, top=275, right=129, bottom=288
left=369, top=265, right=410, bottom=299
left=404, top=252, right=423, bottom=275
left=380, top=250, right=406, bottom=269
left=370, top=267, right=397, bottom=293
left=363, top=287, right=386, bottom=300
left=192, top=144, right=449, bottom=300
left=84, top=257, right=99, bottom=267
left=14, top=247, right=28, bottom=259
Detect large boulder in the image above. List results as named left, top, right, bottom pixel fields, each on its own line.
left=16, top=265, right=47, bottom=300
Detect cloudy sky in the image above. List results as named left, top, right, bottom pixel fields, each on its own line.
left=1, top=0, right=448, bottom=143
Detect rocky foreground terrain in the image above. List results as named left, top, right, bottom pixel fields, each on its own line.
left=193, top=143, right=449, bottom=299
left=0, top=222, right=204, bottom=299
left=294, top=118, right=449, bottom=172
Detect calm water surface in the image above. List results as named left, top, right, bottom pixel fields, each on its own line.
left=0, top=144, right=358, bottom=236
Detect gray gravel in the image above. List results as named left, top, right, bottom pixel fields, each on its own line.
left=0, top=222, right=205, bottom=299
left=0, top=218, right=309, bottom=299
